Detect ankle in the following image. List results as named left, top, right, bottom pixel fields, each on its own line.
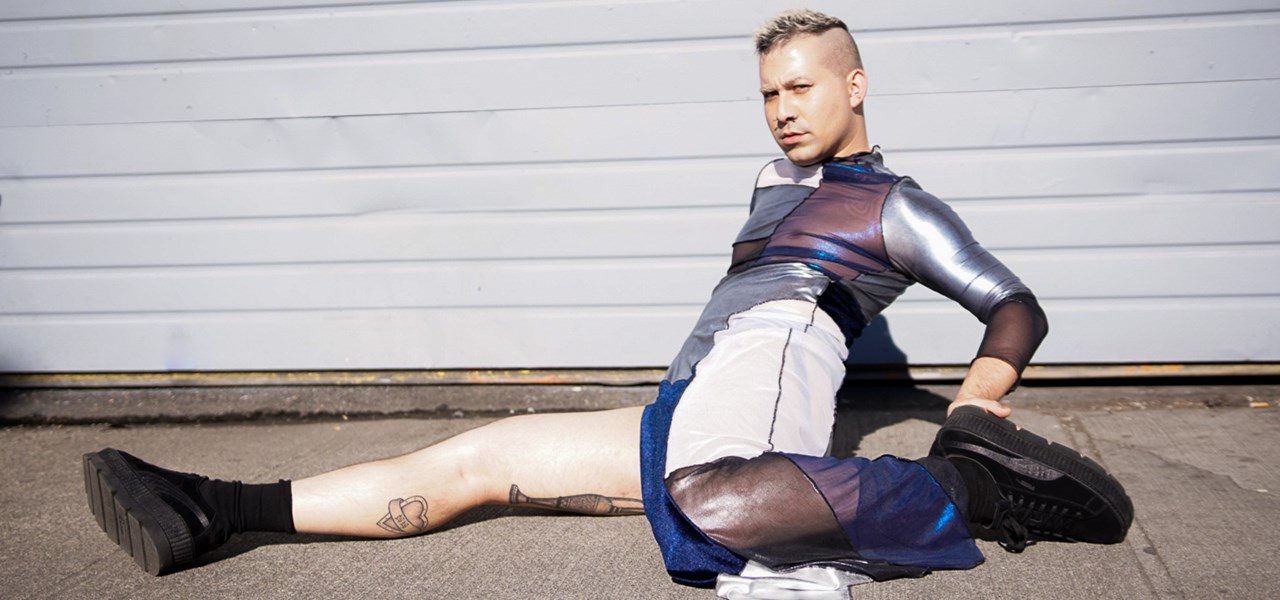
left=916, top=456, right=970, bottom=521
left=199, top=479, right=296, bottom=535
left=947, top=456, right=1000, bottom=526
left=241, top=480, right=296, bottom=534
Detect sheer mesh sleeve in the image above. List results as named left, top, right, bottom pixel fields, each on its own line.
left=975, top=292, right=1048, bottom=374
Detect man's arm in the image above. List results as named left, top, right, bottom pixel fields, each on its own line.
left=882, top=183, right=1049, bottom=417
left=957, top=291, right=1049, bottom=416
left=951, top=356, right=1018, bottom=417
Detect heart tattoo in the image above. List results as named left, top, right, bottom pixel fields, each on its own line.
left=376, top=496, right=430, bottom=535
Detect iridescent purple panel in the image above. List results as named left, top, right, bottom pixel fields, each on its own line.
left=784, top=453, right=984, bottom=569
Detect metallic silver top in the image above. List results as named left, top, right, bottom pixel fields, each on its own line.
left=664, top=153, right=1042, bottom=382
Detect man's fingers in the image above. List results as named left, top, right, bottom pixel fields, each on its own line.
left=947, top=398, right=1012, bottom=418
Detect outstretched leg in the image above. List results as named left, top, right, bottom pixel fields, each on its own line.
left=293, top=406, right=645, bottom=537
left=84, top=406, right=645, bottom=574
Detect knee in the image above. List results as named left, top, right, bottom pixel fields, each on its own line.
left=394, top=432, right=488, bottom=500
left=664, top=457, right=746, bottom=518
left=664, top=454, right=786, bottom=551
left=664, top=453, right=848, bottom=566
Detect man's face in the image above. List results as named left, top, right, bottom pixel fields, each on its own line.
left=759, top=33, right=865, bottom=166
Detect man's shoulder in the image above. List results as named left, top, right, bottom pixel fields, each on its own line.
left=886, top=177, right=949, bottom=212
left=753, top=158, right=822, bottom=190
left=882, top=178, right=972, bottom=244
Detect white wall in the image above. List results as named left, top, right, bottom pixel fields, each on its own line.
left=1, top=0, right=1278, bottom=372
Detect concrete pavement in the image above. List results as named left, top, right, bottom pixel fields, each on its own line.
left=1, top=382, right=1277, bottom=599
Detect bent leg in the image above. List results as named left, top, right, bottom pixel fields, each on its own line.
left=646, top=300, right=981, bottom=586
left=293, top=406, right=644, bottom=538
left=643, top=301, right=858, bottom=586
left=666, top=453, right=981, bottom=577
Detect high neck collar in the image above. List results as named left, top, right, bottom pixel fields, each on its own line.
left=828, top=146, right=881, bottom=166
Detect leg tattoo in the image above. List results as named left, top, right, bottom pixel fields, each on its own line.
left=376, top=496, right=430, bottom=535
left=509, top=484, right=643, bottom=516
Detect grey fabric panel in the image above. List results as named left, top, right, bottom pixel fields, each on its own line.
left=738, top=185, right=815, bottom=242
left=843, top=268, right=916, bottom=328
left=665, top=264, right=830, bottom=382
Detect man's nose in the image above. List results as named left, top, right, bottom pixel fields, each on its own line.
left=775, top=94, right=797, bottom=124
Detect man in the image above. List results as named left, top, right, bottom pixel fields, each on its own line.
left=82, top=9, right=1131, bottom=598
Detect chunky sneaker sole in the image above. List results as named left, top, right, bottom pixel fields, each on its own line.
left=83, top=449, right=195, bottom=575
left=932, top=407, right=1133, bottom=549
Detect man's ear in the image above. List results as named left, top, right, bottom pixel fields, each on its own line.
left=847, top=69, right=867, bottom=110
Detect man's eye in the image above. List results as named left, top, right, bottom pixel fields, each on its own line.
left=794, top=84, right=811, bottom=92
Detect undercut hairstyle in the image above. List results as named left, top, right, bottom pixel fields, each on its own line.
left=754, top=9, right=862, bottom=71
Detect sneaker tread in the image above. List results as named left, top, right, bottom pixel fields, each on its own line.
left=83, top=449, right=194, bottom=575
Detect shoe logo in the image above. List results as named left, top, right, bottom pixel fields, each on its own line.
left=952, top=442, right=1063, bottom=481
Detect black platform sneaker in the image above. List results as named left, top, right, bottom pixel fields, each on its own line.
left=83, top=449, right=231, bottom=575
left=930, top=406, right=1134, bottom=552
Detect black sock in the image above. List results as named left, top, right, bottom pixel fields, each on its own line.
left=199, top=479, right=296, bottom=534
left=932, top=455, right=1002, bottom=526
left=917, top=456, right=971, bottom=520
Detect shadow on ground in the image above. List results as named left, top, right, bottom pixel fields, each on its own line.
left=833, top=381, right=951, bottom=457
left=193, top=504, right=613, bottom=573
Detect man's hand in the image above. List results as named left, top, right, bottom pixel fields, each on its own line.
left=950, top=357, right=1019, bottom=418
left=947, top=397, right=1012, bottom=418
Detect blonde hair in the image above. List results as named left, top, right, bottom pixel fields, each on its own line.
left=754, top=8, right=861, bottom=69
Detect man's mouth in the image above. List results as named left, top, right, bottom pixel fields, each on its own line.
left=779, top=131, right=806, bottom=145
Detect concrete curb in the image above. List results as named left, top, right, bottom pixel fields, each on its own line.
left=2, top=382, right=1276, bottom=425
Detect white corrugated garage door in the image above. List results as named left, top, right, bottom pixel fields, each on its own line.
left=1, top=0, right=1278, bottom=372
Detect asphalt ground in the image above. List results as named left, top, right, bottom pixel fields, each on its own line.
left=2, top=381, right=1277, bottom=599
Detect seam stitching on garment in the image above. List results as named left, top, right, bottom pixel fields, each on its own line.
left=776, top=454, right=862, bottom=558
left=734, top=181, right=822, bottom=261
left=880, top=178, right=907, bottom=274
left=765, top=329, right=793, bottom=451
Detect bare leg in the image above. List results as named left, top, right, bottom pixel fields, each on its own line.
left=291, top=406, right=644, bottom=538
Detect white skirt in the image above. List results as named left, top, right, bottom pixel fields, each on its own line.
left=665, top=299, right=849, bottom=477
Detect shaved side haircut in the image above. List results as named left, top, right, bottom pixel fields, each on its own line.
left=754, top=9, right=862, bottom=75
